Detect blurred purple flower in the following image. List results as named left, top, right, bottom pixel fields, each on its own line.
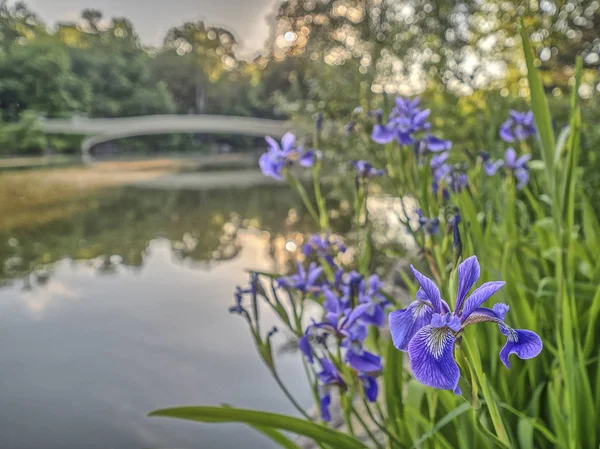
left=485, top=148, right=531, bottom=190
left=499, top=110, right=536, bottom=142
left=278, top=262, right=323, bottom=294
left=371, top=96, right=432, bottom=146
left=259, top=132, right=321, bottom=180
left=352, top=160, right=385, bottom=178
left=416, top=209, right=440, bottom=235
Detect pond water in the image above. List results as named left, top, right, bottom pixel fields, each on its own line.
left=0, top=180, right=337, bottom=449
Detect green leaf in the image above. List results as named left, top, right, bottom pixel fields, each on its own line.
left=581, top=194, right=600, bottom=251
left=520, top=20, right=556, bottom=188
left=384, top=339, right=404, bottom=439
left=499, top=402, right=558, bottom=445
left=251, top=425, right=304, bottom=449
left=148, top=406, right=368, bottom=449
left=409, top=402, right=472, bottom=449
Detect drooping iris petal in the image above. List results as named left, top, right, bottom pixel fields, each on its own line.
left=514, top=168, right=529, bottom=190
left=361, top=375, right=379, bottom=402
left=460, top=281, right=506, bottom=321
left=259, top=152, right=284, bottom=180
left=389, top=300, right=434, bottom=351
left=426, top=134, right=452, bottom=152
left=320, top=391, right=332, bottom=422
left=499, top=122, right=514, bottom=142
left=499, top=328, right=543, bottom=369
left=484, top=160, right=503, bottom=176
left=299, top=150, right=318, bottom=167
left=408, top=325, right=460, bottom=392
left=396, top=130, right=415, bottom=145
left=281, top=132, right=296, bottom=153
left=456, top=256, right=480, bottom=311
left=372, top=124, right=395, bottom=144
left=410, top=265, right=443, bottom=312
left=298, top=334, right=313, bottom=363
left=345, top=348, right=382, bottom=373
left=362, top=303, right=386, bottom=327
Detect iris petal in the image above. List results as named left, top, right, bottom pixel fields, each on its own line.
left=372, top=124, right=395, bottom=144
left=281, top=132, right=296, bottom=153
left=265, top=135, right=281, bottom=152
left=408, top=325, right=460, bottom=392
left=320, top=392, right=332, bottom=422
left=389, top=300, right=433, bottom=351
left=460, top=281, right=506, bottom=321
left=361, top=375, right=378, bottom=402
left=410, top=265, right=443, bottom=312
left=363, top=303, right=386, bottom=327
left=499, top=328, right=543, bottom=369
left=298, top=335, right=313, bottom=363
left=505, top=148, right=517, bottom=168
left=499, top=123, right=514, bottom=142
left=514, top=168, right=529, bottom=190
left=456, top=256, right=480, bottom=312
left=345, top=349, right=382, bottom=373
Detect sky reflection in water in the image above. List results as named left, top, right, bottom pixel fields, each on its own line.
left=0, top=186, right=319, bottom=449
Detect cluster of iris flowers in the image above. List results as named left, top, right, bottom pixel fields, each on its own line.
left=242, top=97, right=542, bottom=420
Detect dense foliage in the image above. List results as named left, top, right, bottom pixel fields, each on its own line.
left=149, top=27, right=600, bottom=449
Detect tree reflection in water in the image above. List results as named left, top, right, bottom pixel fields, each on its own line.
left=0, top=185, right=354, bottom=287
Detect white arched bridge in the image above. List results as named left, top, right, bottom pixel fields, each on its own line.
left=40, top=115, right=292, bottom=162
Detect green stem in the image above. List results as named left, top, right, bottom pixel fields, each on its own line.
left=286, top=171, right=320, bottom=225
left=352, top=408, right=384, bottom=449
left=312, top=162, right=329, bottom=230
left=271, top=368, right=311, bottom=420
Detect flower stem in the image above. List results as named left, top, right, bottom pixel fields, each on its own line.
left=285, top=171, right=320, bottom=226
left=352, top=408, right=384, bottom=449
left=270, top=368, right=311, bottom=420
left=312, top=162, right=330, bottom=230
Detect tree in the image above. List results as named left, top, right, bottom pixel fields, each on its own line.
left=159, top=21, right=239, bottom=113
left=0, top=40, right=90, bottom=121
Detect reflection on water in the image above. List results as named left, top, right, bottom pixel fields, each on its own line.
left=0, top=185, right=350, bottom=449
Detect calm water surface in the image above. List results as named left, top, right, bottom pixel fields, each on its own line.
left=0, top=183, right=330, bottom=449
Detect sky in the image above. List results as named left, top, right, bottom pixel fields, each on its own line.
left=24, top=0, right=279, bottom=57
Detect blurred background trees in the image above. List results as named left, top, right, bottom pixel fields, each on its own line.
left=0, top=0, right=596, bottom=156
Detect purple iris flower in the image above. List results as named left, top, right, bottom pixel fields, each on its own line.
left=278, top=262, right=323, bottom=294
left=302, top=234, right=347, bottom=266
left=388, top=256, right=542, bottom=394
left=317, top=357, right=345, bottom=422
left=371, top=96, right=432, bottom=146
left=352, top=160, right=386, bottom=178
left=416, top=209, right=440, bottom=235
left=357, top=274, right=389, bottom=327
left=484, top=148, right=531, bottom=190
left=259, top=132, right=321, bottom=180
left=499, top=110, right=536, bottom=143
left=300, top=300, right=382, bottom=375
left=432, top=157, right=468, bottom=197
